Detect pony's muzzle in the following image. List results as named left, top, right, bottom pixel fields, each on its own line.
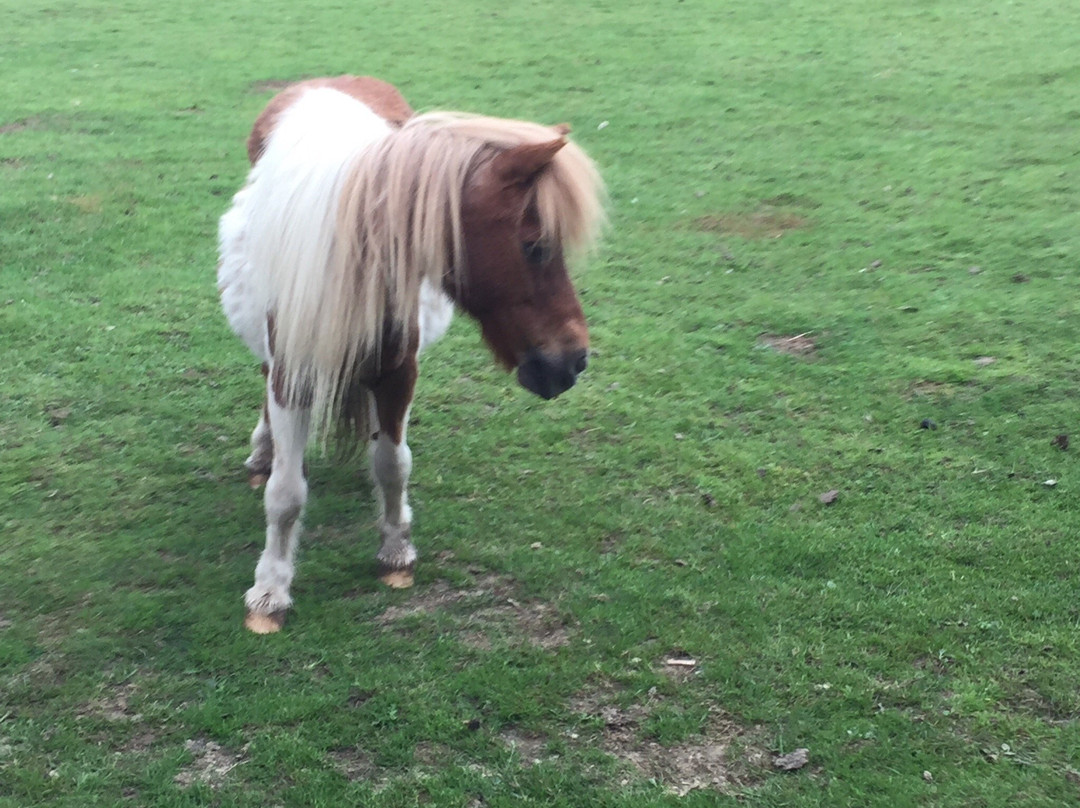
left=517, top=348, right=588, bottom=400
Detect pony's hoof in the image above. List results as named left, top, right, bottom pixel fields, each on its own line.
left=379, top=568, right=415, bottom=589
left=244, top=610, right=286, bottom=634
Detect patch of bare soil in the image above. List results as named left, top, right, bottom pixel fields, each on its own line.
left=122, top=729, right=161, bottom=754
left=907, top=380, right=960, bottom=400
left=66, top=194, right=103, bottom=214
left=376, top=573, right=574, bottom=650
left=174, top=739, right=247, bottom=789
left=77, top=682, right=142, bottom=723
left=414, top=741, right=456, bottom=767
left=571, top=689, right=766, bottom=796
left=499, top=728, right=550, bottom=767
left=759, top=333, right=818, bottom=358
left=328, top=745, right=380, bottom=780
left=694, top=210, right=809, bottom=240
left=0, top=116, right=43, bottom=134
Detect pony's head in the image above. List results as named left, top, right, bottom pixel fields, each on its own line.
left=453, top=126, right=603, bottom=399
left=276, top=111, right=605, bottom=433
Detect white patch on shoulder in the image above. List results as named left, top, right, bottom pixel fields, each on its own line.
left=418, top=279, right=454, bottom=353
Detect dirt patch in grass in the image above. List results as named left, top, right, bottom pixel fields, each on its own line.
left=499, top=728, right=550, bottom=767
left=174, top=738, right=247, bottom=789
left=694, top=209, right=809, bottom=240
left=0, top=116, right=44, bottom=134
left=123, top=728, right=161, bottom=754
left=465, top=599, right=572, bottom=650
left=77, top=681, right=142, bottom=722
left=66, top=194, right=103, bottom=214
left=414, top=741, right=456, bottom=767
left=375, top=578, right=479, bottom=623
left=329, top=745, right=381, bottom=780
left=907, top=380, right=968, bottom=401
left=570, top=688, right=766, bottom=796
left=377, top=573, right=574, bottom=650
left=759, top=333, right=818, bottom=358
left=1001, top=681, right=1076, bottom=724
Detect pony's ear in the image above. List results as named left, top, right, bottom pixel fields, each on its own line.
left=493, top=138, right=566, bottom=187
left=552, top=123, right=572, bottom=136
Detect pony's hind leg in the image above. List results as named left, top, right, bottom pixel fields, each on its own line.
left=244, top=386, right=310, bottom=633
left=369, top=357, right=419, bottom=588
left=244, top=364, right=274, bottom=488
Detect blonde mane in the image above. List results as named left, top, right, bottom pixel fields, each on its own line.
left=268, top=110, right=605, bottom=435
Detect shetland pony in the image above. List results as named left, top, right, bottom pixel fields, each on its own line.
left=217, top=76, right=604, bottom=632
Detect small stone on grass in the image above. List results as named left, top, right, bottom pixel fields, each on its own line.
left=773, top=748, right=809, bottom=771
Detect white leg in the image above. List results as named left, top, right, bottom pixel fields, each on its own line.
left=370, top=418, right=417, bottom=586
left=244, top=389, right=310, bottom=632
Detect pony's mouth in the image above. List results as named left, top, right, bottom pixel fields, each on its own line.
left=516, top=348, right=588, bottom=399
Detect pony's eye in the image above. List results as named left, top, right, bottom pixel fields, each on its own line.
left=522, top=240, right=551, bottom=265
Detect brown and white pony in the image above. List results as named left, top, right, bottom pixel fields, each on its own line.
left=217, top=76, right=604, bottom=632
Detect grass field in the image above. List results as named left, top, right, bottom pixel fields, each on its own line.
left=4, top=0, right=1080, bottom=805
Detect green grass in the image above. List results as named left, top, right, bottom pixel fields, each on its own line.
left=4, top=0, right=1080, bottom=804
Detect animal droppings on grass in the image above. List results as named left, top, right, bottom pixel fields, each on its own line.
left=818, top=489, right=839, bottom=505
left=174, top=739, right=246, bottom=789
left=693, top=209, right=809, bottom=240
left=1012, top=273, right=1030, bottom=283
left=1052, top=434, right=1069, bottom=450
left=759, top=333, right=817, bottom=358
left=773, top=747, right=810, bottom=771
left=920, top=419, right=937, bottom=430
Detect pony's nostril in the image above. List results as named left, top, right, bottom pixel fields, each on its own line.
left=573, top=352, right=589, bottom=375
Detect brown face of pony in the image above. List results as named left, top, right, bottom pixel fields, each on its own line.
left=454, top=138, right=590, bottom=400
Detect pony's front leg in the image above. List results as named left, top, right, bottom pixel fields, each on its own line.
left=244, top=391, right=310, bottom=633
left=370, top=357, right=418, bottom=588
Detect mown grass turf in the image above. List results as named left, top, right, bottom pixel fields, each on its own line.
left=3, top=0, right=1080, bottom=805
